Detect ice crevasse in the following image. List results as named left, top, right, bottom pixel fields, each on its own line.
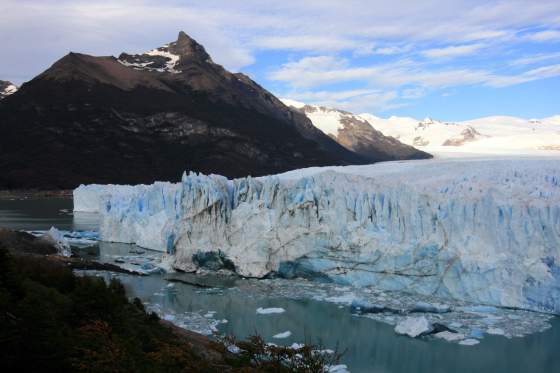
left=73, top=158, right=560, bottom=314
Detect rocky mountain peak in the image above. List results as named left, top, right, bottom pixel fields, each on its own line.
left=173, top=31, right=212, bottom=62
left=117, top=31, right=213, bottom=74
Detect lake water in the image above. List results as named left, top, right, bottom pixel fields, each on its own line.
left=1, top=197, right=559, bottom=373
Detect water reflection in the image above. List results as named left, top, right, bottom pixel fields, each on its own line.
left=107, top=272, right=560, bottom=373
left=0, top=197, right=98, bottom=231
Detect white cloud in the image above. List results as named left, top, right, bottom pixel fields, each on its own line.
left=401, top=87, right=427, bottom=99
left=510, top=52, right=560, bottom=66
left=421, top=44, right=486, bottom=59
left=374, top=45, right=412, bottom=55
left=269, top=55, right=492, bottom=89
left=485, top=64, right=560, bottom=87
left=524, top=30, right=560, bottom=42
left=285, top=89, right=400, bottom=113
left=252, top=35, right=368, bottom=53
left=270, top=54, right=560, bottom=98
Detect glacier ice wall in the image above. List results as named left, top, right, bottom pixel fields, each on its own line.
left=74, top=184, right=141, bottom=212
left=77, top=159, right=560, bottom=314
left=75, top=182, right=181, bottom=251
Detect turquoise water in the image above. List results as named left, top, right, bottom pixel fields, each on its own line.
left=107, top=272, right=560, bottom=373
left=1, top=197, right=559, bottom=373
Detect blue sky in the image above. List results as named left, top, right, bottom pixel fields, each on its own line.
left=1, top=0, right=559, bottom=120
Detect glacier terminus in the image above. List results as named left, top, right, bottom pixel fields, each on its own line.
left=74, top=157, right=560, bottom=315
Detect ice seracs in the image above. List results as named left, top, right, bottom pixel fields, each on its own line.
left=74, top=157, right=560, bottom=314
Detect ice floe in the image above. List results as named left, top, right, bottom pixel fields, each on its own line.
left=272, top=331, right=292, bottom=339
left=395, top=316, right=433, bottom=338
left=257, top=307, right=286, bottom=315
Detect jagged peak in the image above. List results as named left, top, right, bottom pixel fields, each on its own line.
left=117, top=31, right=214, bottom=74
left=173, top=31, right=212, bottom=62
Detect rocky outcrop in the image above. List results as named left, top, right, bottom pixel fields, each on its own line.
left=442, top=126, right=486, bottom=146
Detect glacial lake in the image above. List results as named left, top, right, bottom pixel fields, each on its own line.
left=1, top=197, right=559, bottom=373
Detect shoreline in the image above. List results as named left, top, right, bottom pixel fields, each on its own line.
left=0, top=189, right=73, bottom=200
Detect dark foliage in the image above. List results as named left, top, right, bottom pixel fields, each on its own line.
left=0, top=246, right=343, bottom=372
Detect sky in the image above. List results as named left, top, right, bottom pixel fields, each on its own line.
left=1, top=0, right=559, bottom=121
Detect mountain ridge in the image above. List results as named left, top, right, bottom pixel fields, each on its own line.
left=0, top=32, right=372, bottom=189
left=282, top=98, right=560, bottom=156
left=281, top=99, right=432, bottom=161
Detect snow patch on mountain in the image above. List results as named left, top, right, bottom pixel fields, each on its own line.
left=118, top=45, right=181, bottom=74
left=0, top=80, right=17, bottom=99
left=145, top=48, right=181, bottom=73
left=281, top=99, right=360, bottom=137
left=281, top=98, right=306, bottom=109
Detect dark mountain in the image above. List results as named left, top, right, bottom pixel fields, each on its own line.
left=285, top=103, right=432, bottom=161
left=0, top=81, right=17, bottom=99
left=0, top=32, right=367, bottom=189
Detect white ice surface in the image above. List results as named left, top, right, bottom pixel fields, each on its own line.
left=394, top=316, right=433, bottom=338
left=75, top=157, right=560, bottom=314
left=256, top=307, right=286, bottom=315
left=358, top=113, right=560, bottom=157
left=272, top=331, right=292, bottom=339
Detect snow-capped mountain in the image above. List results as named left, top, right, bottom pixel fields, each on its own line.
left=358, top=113, right=560, bottom=156
left=282, top=99, right=431, bottom=161
left=0, top=80, right=17, bottom=99
left=0, top=32, right=369, bottom=189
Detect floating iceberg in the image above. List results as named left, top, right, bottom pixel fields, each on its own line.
left=74, top=158, right=560, bottom=314
left=272, top=331, right=292, bottom=339
left=459, top=338, right=480, bottom=346
left=434, top=331, right=465, bottom=342
left=395, top=316, right=433, bottom=338
left=257, top=307, right=286, bottom=315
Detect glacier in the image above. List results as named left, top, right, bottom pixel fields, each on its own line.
left=73, top=158, right=560, bottom=314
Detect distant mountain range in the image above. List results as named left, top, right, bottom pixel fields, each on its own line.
left=1, top=32, right=431, bottom=189
left=358, top=114, right=560, bottom=155
left=282, top=98, right=560, bottom=156
left=282, top=99, right=431, bottom=161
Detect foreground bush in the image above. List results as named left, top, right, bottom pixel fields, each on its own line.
left=0, top=240, right=342, bottom=372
